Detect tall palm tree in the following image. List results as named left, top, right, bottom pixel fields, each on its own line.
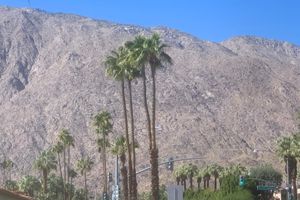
left=94, top=111, right=112, bottom=197
left=34, top=149, right=57, bottom=193
left=111, top=136, right=129, bottom=200
left=76, top=156, right=93, bottom=200
left=105, top=48, right=133, bottom=199
left=277, top=135, right=298, bottom=199
left=130, top=33, right=173, bottom=200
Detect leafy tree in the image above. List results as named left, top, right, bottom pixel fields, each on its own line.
left=34, top=149, right=57, bottom=193
left=5, top=179, right=18, bottom=191
left=76, top=156, right=93, bottom=200
left=0, top=158, right=14, bottom=184
left=248, top=164, right=282, bottom=199
left=72, top=188, right=86, bottom=200
left=93, top=111, right=112, bottom=197
left=47, top=174, right=64, bottom=200
left=18, top=175, right=41, bottom=197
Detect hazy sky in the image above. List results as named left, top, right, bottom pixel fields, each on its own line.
left=0, top=0, right=299, bottom=45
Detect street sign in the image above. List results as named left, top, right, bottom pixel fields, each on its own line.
left=257, top=185, right=275, bottom=191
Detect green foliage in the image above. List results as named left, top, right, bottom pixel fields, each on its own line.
left=249, top=164, right=282, bottom=187
left=220, top=174, right=239, bottom=195
left=139, top=185, right=167, bottom=200
left=72, top=188, right=86, bottom=200
left=184, top=188, right=254, bottom=200
left=5, top=179, right=18, bottom=191
left=47, top=174, right=64, bottom=199
left=18, top=175, right=41, bottom=197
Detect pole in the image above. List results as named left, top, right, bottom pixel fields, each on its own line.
left=287, top=157, right=292, bottom=200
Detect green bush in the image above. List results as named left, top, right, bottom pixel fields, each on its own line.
left=183, top=189, right=254, bottom=200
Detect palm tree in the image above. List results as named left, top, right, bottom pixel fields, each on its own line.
left=34, top=149, right=57, bottom=194
left=277, top=135, right=298, bottom=199
left=105, top=48, right=133, bottom=199
left=111, top=136, right=129, bottom=200
left=94, top=111, right=112, bottom=197
left=202, top=167, right=210, bottom=189
left=209, top=164, right=223, bottom=191
left=186, top=164, right=197, bottom=189
left=129, top=34, right=173, bottom=199
left=58, top=129, right=74, bottom=184
left=195, top=169, right=204, bottom=190
left=52, top=142, right=64, bottom=184
left=76, top=156, right=93, bottom=200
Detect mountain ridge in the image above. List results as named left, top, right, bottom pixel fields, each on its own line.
left=0, top=6, right=299, bottom=189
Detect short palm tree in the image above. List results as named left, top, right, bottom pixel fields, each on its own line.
left=209, top=164, right=223, bottom=191
left=76, top=156, right=93, bottom=200
left=94, top=111, right=112, bottom=197
left=58, top=129, right=74, bottom=185
left=111, top=136, right=128, bottom=200
left=195, top=168, right=204, bottom=190
left=34, top=149, right=57, bottom=193
left=277, top=135, right=298, bottom=199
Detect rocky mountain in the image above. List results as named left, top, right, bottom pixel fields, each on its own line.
left=0, top=6, right=299, bottom=189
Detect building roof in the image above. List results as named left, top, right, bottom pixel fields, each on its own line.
left=0, top=188, right=33, bottom=200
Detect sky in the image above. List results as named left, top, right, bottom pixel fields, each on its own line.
left=0, top=0, right=299, bottom=45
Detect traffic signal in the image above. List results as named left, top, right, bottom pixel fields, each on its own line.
left=108, top=172, right=113, bottom=182
left=167, top=157, right=174, bottom=171
left=239, top=175, right=246, bottom=187
left=103, top=192, right=108, bottom=200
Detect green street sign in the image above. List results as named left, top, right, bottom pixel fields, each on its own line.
left=257, top=185, right=275, bottom=191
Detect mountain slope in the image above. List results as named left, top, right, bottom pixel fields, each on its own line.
left=0, top=7, right=299, bottom=188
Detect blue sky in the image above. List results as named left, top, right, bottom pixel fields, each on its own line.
left=0, top=0, right=299, bottom=45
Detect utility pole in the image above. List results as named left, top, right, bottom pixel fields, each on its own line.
left=112, top=156, right=120, bottom=200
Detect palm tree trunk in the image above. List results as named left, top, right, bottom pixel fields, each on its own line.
left=43, top=169, right=48, bottom=193
left=63, top=148, right=67, bottom=199
left=150, top=65, right=159, bottom=200
left=121, top=79, right=132, bottom=200
left=84, top=172, right=88, bottom=200
left=57, top=152, right=65, bottom=200
left=128, top=80, right=137, bottom=200
left=103, top=133, right=108, bottom=194
left=214, top=177, right=217, bottom=191
left=67, top=146, right=71, bottom=184
left=176, top=177, right=180, bottom=185
left=142, top=66, right=152, bottom=150
left=189, top=176, right=193, bottom=189
left=197, top=180, right=200, bottom=190
left=121, top=154, right=128, bottom=200
left=183, top=179, right=187, bottom=191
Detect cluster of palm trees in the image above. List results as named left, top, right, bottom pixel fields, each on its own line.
left=173, top=163, right=246, bottom=192
left=105, top=33, right=172, bottom=200
left=276, top=133, right=300, bottom=200
left=0, top=33, right=172, bottom=200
